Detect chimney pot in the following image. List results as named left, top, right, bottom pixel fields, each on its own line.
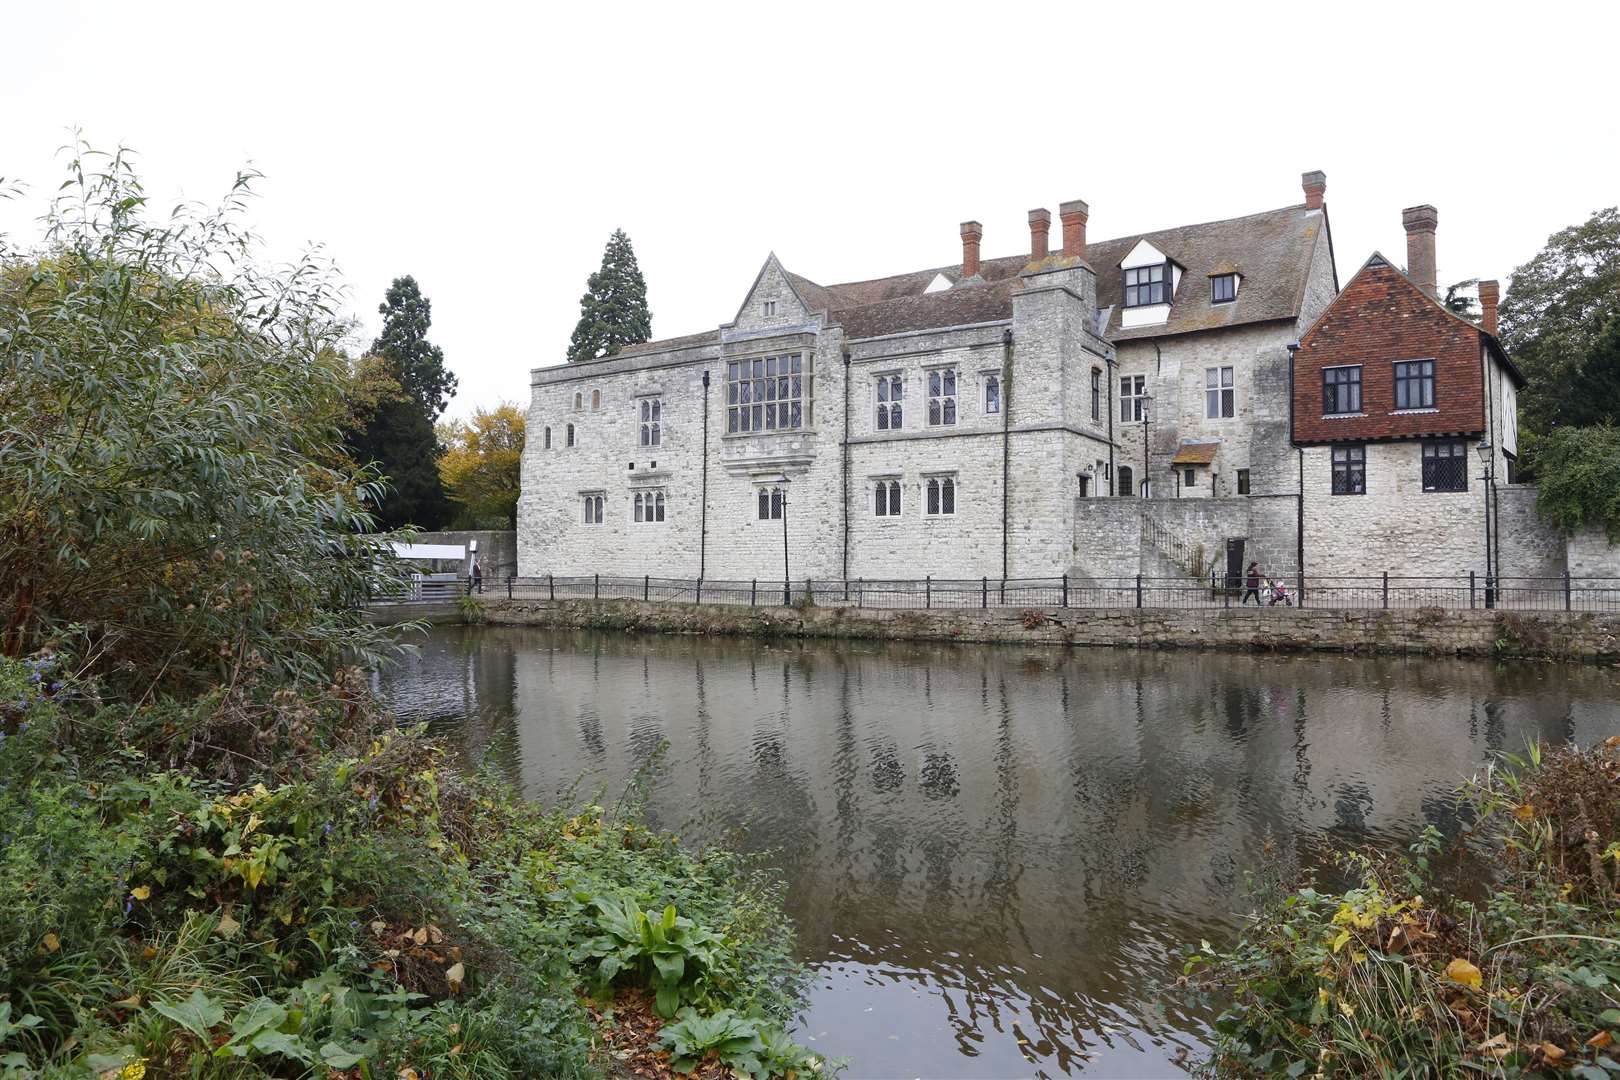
left=1478, top=279, right=1500, bottom=336
left=1028, top=208, right=1051, bottom=260
left=1058, top=198, right=1089, bottom=258
left=1402, top=204, right=1439, bottom=298
left=1301, top=170, right=1327, bottom=211
left=960, top=220, right=983, bottom=279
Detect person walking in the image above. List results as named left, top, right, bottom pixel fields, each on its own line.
left=471, top=559, right=483, bottom=595
left=1241, top=561, right=1262, bottom=606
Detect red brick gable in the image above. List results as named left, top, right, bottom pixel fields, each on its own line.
left=1292, top=256, right=1486, bottom=445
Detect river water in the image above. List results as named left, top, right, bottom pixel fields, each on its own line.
left=377, top=625, right=1620, bottom=1078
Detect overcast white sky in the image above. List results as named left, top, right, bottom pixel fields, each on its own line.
left=5, top=1, right=1616, bottom=417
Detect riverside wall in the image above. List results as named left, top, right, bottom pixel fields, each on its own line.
left=473, top=597, right=1620, bottom=661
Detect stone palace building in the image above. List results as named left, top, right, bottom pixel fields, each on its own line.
left=518, top=172, right=1611, bottom=586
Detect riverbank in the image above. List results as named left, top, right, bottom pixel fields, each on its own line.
left=460, top=597, right=1620, bottom=660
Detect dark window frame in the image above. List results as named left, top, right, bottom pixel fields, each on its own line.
left=1331, top=444, right=1366, bottom=495
left=873, top=479, right=902, bottom=517
left=726, top=354, right=811, bottom=434
left=1123, top=262, right=1170, bottom=308
left=1116, top=464, right=1134, bottom=498
left=924, top=475, right=957, bottom=516
left=1421, top=439, right=1468, bottom=493
left=1322, top=365, right=1363, bottom=415
left=1236, top=468, right=1250, bottom=495
left=1090, top=368, right=1101, bottom=421
left=1393, top=359, right=1436, bottom=411
left=1211, top=273, right=1237, bottom=304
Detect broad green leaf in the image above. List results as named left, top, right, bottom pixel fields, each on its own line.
left=153, top=988, right=225, bottom=1040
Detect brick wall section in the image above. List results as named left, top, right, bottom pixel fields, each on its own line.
left=1293, top=259, right=1486, bottom=444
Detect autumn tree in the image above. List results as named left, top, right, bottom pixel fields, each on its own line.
left=567, top=229, right=652, bottom=362
left=437, top=403, right=526, bottom=529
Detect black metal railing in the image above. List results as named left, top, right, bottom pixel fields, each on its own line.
left=480, top=572, right=1620, bottom=614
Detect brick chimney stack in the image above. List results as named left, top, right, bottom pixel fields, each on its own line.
left=1028, top=208, right=1051, bottom=260
left=1479, top=279, right=1500, bottom=336
left=1402, top=205, right=1439, bottom=298
left=1302, top=170, right=1327, bottom=211
left=1059, top=199, right=1088, bottom=258
left=960, top=221, right=983, bottom=278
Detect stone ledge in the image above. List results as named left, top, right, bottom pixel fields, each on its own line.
left=473, top=599, right=1620, bottom=661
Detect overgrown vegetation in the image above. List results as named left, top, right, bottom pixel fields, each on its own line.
left=0, top=144, right=822, bottom=1078
left=1186, top=739, right=1620, bottom=1078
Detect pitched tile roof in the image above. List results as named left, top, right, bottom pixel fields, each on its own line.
left=1172, top=440, right=1222, bottom=465
left=600, top=201, right=1326, bottom=356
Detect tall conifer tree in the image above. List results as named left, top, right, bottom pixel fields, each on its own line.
left=348, top=276, right=456, bottom=528
left=567, top=229, right=652, bottom=362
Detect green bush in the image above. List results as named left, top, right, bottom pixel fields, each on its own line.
left=1187, top=740, right=1620, bottom=1078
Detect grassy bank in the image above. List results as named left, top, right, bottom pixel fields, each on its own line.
left=1186, top=740, right=1620, bottom=1078
left=0, top=653, right=825, bottom=1078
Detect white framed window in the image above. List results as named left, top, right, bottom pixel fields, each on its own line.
left=763, top=299, right=777, bottom=317
left=632, top=491, right=666, bottom=523
left=582, top=493, right=604, bottom=524
left=1120, top=375, right=1146, bottom=422
left=1124, top=263, right=1169, bottom=307
left=1205, top=366, right=1234, bottom=419
left=756, top=486, right=784, bottom=520
left=984, top=373, right=1001, bottom=416
left=875, top=373, right=902, bottom=430
left=873, top=479, right=901, bottom=517
left=639, top=397, right=662, bottom=446
left=927, top=368, right=957, bottom=426
left=727, top=354, right=809, bottom=433
left=925, top=475, right=957, bottom=516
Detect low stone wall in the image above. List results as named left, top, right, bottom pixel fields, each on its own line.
left=476, top=597, right=1620, bottom=661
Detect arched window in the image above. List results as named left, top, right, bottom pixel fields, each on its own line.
left=984, top=374, right=1000, bottom=415
left=654, top=492, right=665, bottom=522
left=566, top=423, right=576, bottom=447
left=582, top=493, right=604, bottom=524
left=634, top=493, right=644, bottom=522
left=573, top=391, right=583, bottom=411
left=757, top=487, right=784, bottom=520
left=876, top=374, right=902, bottom=430
left=874, top=480, right=901, bottom=517
left=925, top=476, right=956, bottom=516
left=1117, top=465, right=1134, bottom=497
left=591, top=389, right=601, bottom=410
left=543, top=426, right=552, bottom=449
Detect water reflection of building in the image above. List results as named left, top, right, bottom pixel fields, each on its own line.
left=493, top=633, right=1614, bottom=1069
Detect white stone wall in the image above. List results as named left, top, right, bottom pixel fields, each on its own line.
left=1302, top=441, right=1486, bottom=579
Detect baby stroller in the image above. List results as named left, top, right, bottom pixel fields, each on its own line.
left=1265, top=579, right=1293, bottom=606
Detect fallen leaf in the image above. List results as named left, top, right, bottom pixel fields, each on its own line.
left=412, top=926, right=428, bottom=946
left=41, top=932, right=60, bottom=953
left=214, top=910, right=240, bottom=939
left=1477, top=1032, right=1510, bottom=1058
left=130, top=885, right=151, bottom=901
left=1445, top=957, right=1482, bottom=990
left=445, top=962, right=465, bottom=993
left=1587, top=1030, right=1613, bottom=1049
left=1541, top=1043, right=1566, bottom=1063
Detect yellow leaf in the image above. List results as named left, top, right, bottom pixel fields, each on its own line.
left=1514, top=803, right=1536, bottom=820
left=130, top=885, right=151, bottom=901
left=445, top=961, right=465, bottom=993
left=1445, top=957, right=1482, bottom=989
left=1331, top=929, right=1351, bottom=953
left=42, top=932, right=60, bottom=953
left=215, top=910, right=241, bottom=939
left=113, top=994, right=142, bottom=1008
left=1477, top=1032, right=1510, bottom=1058
left=1589, top=1030, right=1614, bottom=1049
left=1541, top=1043, right=1566, bottom=1062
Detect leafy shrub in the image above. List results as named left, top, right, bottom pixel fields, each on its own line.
left=569, top=896, right=723, bottom=1017
left=658, top=1007, right=827, bottom=1079
left=1187, top=739, right=1620, bottom=1078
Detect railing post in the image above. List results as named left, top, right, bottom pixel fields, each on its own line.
left=1224, top=576, right=1230, bottom=609
left=1135, top=574, right=1143, bottom=608
left=1564, top=571, right=1572, bottom=612
left=1061, top=574, right=1068, bottom=608
left=548, top=573, right=555, bottom=601
left=982, top=576, right=988, bottom=609
left=925, top=575, right=932, bottom=609
left=696, top=577, right=703, bottom=605
left=1382, top=571, right=1389, bottom=610
left=751, top=578, right=757, bottom=607
left=1469, top=570, right=1476, bottom=609
left=594, top=573, right=599, bottom=600
left=783, top=578, right=791, bottom=606
left=507, top=574, right=513, bottom=600
left=644, top=574, right=650, bottom=602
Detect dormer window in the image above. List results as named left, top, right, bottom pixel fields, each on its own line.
left=1211, top=273, right=1237, bottom=304
left=1124, top=263, right=1169, bottom=307
left=763, top=300, right=777, bottom=317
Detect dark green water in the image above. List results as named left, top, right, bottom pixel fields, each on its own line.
left=376, top=625, right=1620, bottom=1079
